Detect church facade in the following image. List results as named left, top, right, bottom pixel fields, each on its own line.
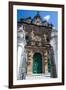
left=17, top=12, right=57, bottom=80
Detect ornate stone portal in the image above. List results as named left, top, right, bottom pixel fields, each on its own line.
left=26, top=47, right=49, bottom=75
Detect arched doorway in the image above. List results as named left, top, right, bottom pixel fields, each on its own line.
left=32, top=53, right=42, bottom=74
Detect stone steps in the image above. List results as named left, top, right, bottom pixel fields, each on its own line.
left=26, top=73, right=51, bottom=80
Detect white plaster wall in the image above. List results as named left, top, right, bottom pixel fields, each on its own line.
left=17, top=26, right=27, bottom=79
left=50, top=31, right=58, bottom=74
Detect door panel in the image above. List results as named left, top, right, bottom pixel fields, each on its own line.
left=33, top=53, right=42, bottom=74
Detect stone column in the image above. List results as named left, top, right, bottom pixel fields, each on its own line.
left=44, top=50, right=48, bottom=74
left=49, top=48, right=57, bottom=78
left=27, top=50, right=33, bottom=75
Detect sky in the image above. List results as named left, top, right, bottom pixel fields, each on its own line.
left=17, top=10, right=58, bottom=30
